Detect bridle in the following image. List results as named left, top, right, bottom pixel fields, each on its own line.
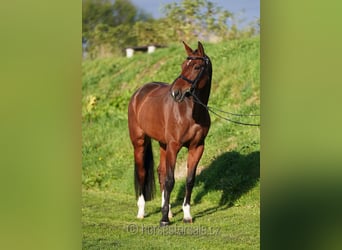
left=176, top=56, right=210, bottom=93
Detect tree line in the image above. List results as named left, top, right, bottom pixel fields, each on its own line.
left=83, top=0, right=259, bottom=59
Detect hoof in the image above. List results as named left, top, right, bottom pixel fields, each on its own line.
left=137, top=213, right=146, bottom=219
left=183, top=218, right=193, bottom=223
left=160, top=220, right=170, bottom=227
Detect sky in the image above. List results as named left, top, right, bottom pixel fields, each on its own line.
left=131, top=0, right=259, bottom=28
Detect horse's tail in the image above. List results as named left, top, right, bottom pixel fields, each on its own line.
left=134, top=139, right=155, bottom=201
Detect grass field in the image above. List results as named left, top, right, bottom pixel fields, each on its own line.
left=82, top=37, right=260, bottom=249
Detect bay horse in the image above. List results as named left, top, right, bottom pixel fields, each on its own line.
left=128, top=41, right=212, bottom=226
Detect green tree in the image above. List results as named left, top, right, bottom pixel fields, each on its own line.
left=133, top=20, right=171, bottom=46
left=82, top=0, right=114, bottom=37
left=162, top=0, right=232, bottom=42
left=83, top=0, right=151, bottom=34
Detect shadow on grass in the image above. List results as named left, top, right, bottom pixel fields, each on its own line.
left=173, top=150, right=260, bottom=219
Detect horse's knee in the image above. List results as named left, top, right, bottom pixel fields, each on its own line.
left=186, top=175, right=196, bottom=189
left=165, top=175, right=175, bottom=191
left=157, top=164, right=165, bottom=177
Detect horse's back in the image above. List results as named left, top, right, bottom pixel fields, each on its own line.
left=138, top=82, right=169, bottom=95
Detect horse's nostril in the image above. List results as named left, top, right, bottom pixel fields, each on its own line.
left=172, top=89, right=180, bottom=98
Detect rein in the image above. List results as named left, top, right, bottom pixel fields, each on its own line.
left=191, top=92, right=260, bottom=127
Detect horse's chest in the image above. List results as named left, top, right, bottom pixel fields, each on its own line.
left=168, top=121, right=205, bottom=144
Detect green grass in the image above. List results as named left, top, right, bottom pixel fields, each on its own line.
left=83, top=183, right=259, bottom=249
left=82, top=37, right=260, bottom=249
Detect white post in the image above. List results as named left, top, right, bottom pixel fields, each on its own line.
left=147, top=45, right=156, bottom=54
left=126, top=48, right=134, bottom=58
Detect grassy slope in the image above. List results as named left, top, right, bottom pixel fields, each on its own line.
left=82, top=37, right=260, bottom=249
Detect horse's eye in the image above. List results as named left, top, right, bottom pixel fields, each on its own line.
left=194, top=65, right=201, bottom=70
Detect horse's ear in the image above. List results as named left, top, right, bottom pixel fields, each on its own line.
left=198, top=41, right=205, bottom=56
left=183, top=41, right=193, bottom=56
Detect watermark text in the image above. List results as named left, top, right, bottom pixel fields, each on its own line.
left=126, top=223, right=220, bottom=236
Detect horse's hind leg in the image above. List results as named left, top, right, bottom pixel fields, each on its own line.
left=131, top=132, right=155, bottom=219
left=133, top=135, right=147, bottom=219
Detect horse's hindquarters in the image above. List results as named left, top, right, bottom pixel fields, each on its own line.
left=129, top=83, right=171, bottom=143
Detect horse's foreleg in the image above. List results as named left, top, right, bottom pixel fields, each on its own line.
left=160, top=142, right=180, bottom=226
left=183, top=144, right=204, bottom=223
left=158, top=144, right=173, bottom=219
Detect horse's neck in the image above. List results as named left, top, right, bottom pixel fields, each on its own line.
left=196, top=79, right=211, bottom=105
left=192, top=80, right=211, bottom=120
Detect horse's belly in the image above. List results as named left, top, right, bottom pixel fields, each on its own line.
left=137, top=104, right=166, bottom=142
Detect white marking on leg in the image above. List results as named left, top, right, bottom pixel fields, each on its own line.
left=161, top=191, right=165, bottom=208
left=182, top=199, right=192, bottom=221
left=161, top=190, right=173, bottom=219
left=168, top=204, right=173, bottom=219
left=137, top=194, right=145, bottom=219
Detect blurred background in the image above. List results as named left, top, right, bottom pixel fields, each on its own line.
left=82, top=0, right=259, bottom=59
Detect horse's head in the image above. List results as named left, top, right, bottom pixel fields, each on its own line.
left=170, top=41, right=212, bottom=103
